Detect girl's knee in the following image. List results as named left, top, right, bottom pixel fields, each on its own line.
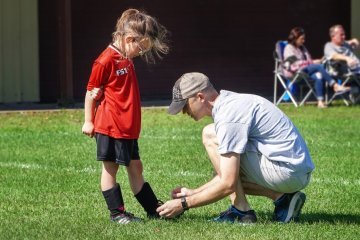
left=127, top=160, right=143, bottom=175
left=102, top=161, right=119, bottom=177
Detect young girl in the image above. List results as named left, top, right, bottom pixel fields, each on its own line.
left=283, top=27, right=349, bottom=108
left=82, top=9, right=169, bottom=224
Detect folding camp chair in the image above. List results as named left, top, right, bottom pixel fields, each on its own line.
left=324, top=60, right=360, bottom=105
left=273, top=41, right=317, bottom=107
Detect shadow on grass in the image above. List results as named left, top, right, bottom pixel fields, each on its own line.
left=174, top=211, right=360, bottom=225
left=301, top=212, right=360, bottom=224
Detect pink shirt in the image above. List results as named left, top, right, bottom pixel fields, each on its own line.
left=283, top=44, right=313, bottom=78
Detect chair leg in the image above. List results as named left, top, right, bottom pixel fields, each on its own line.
left=274, top=71, right=278, bottom=105
left=299, top=89, right=314, bottom=106
left=275, top=73, right=299, bottom=107
left=298, top=77, right=317, bottom=106
left=325, top=82, right=329, bottom=105
left=327, top=75, right=357, bottom=106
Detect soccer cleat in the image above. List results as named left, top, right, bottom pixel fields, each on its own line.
left=273, top=191, right=306, bottom=223
left=147, top=200, right=164, bottom=219
left=212, top=205, right=257, bottom=224
left=111, top=211, right=142, bottom=224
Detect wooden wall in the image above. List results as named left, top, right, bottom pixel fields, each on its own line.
left=38, top=0, right=351, bottom=103
left=0, top=0, right=39, bottom=103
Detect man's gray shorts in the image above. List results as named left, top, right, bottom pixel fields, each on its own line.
left=240, top=151, right=311, bottom=193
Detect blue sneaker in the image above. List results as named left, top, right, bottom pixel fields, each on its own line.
left=212, top=205, right=257, bottom=224
left=273, top=191, right=306, bottom=223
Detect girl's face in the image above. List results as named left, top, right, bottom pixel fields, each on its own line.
left=123, top=36, right=151, bottom=59
left=295, top=34, right=306, bottom=47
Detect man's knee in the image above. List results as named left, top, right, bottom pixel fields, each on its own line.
left=202, top=123, right=217, bottom=147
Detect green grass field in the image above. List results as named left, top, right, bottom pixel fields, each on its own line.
left=1, top=105, right=359, bottom=239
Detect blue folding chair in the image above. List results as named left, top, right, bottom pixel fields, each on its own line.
left=273, top=41, right=317, bottom=107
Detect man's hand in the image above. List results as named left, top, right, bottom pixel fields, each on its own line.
left=82, top=121, right=95, bottom=137
left=171, top=187, right=193, bottom=199
left=90, top=87, right=103, bottom=101
left=156, top=199, right=184, bottom=218
left=346, top=57, right=360, bottom=69
left=348, top=38, right=359, bottom=48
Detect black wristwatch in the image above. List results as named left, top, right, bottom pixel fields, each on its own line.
left=181, top=197, right=189, bottom=211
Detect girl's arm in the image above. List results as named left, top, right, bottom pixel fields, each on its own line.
left=82, top=91, right=96, bottom=137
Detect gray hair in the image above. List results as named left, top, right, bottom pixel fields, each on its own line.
left=329, top=24, right=344, bottom=37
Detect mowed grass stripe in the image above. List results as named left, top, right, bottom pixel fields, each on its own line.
left=1, top=161, right=359, bottom=187
left=1, top=105, right=360, bottom=239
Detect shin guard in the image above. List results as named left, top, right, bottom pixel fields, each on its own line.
left=102, top=183, right=125, bottom=216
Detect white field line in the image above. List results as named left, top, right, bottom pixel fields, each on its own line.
left=140, top=134, right=201, bottom=140
left=0, top=161, right=206, bottom=177
left=0, top=161, right=98, bottom=174
left=1, top=161, right=359, bottom=186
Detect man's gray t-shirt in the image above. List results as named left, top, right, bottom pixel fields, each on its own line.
left=212, top=90, right=314, bottom=175
left=324, top=42, right=360, bottom=71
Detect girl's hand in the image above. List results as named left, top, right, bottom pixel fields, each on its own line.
left=82, top=121, right=95, bottom=137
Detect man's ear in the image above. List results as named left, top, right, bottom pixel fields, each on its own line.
left=197, top=92, right=206, bottom=102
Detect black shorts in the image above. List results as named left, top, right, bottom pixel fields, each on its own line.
left=95, top=133, right=140, bottom=166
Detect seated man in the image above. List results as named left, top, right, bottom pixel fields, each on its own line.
left=157, top=72, right=314, bottom=223
left=324, top=24, right=360, bottom=74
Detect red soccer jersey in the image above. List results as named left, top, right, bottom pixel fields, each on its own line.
left=86, top=45, right=141, bottom=139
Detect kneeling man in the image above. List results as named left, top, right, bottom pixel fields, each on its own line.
left=157, top=72, right=314, bottom=223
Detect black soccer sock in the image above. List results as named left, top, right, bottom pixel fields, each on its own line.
left=134, top=182, right=159, bottom=215
left=102, top=183, right=125, bottom=216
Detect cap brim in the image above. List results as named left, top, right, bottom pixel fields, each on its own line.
left=168, top=99, right=187, bottom=115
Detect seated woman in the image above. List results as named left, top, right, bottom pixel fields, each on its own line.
left=283, top=27, right=350, bottom=108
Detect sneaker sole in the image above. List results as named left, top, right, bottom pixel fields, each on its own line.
left=114, top=218, right=132, bottom=224
left=112, top=218, right=142, bottom=224
left=284, top=192, right=306, bottom=223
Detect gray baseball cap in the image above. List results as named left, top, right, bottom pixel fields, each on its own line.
left=168, top=72, right=213, bottom=115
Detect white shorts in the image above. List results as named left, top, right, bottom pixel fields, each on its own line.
left=240, top=151, right=311, bottom=193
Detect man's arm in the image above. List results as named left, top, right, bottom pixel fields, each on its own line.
left=187, top=153, right=239, bottom=207
left=171, top=175, right=221, bottom=199
left=158, top=152, right=240, bottom=218
left=325, top=42, right=359, bottom=68
left=331, top=53, right=359, bottom=69
left=330, top=52, right=353, bottom=62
